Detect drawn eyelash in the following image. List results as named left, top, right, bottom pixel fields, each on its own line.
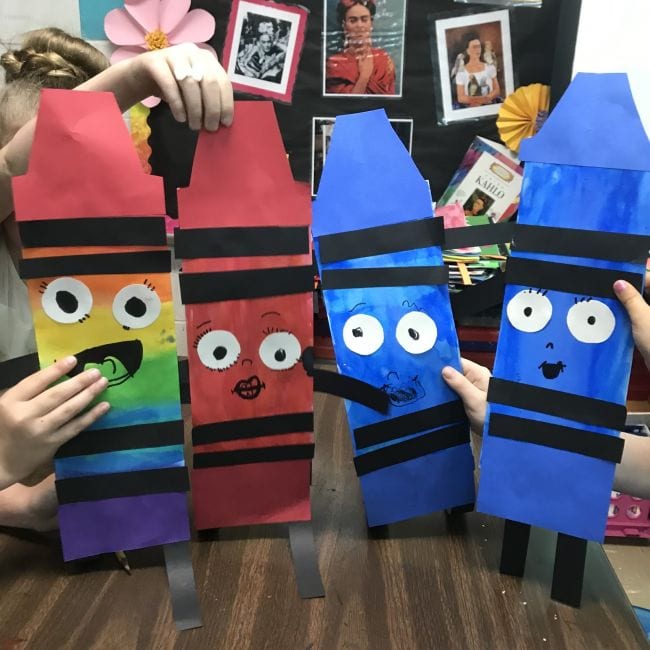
left=143, top=279, right=156, bottom=291
left=78, top=313, right=91, bottom=323
left=193, top=328, right=212, bottom=348
left=573, top=296, right=593, bottom=304
left=38, top=281, right=49, bottom=295
left=526, top=287, right=547, bottom=296
left=262, top=326, right=291, bottom=335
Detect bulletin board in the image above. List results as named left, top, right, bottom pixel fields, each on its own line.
left=148, top=0, right=564, bottom=217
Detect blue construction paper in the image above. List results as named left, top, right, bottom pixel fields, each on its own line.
left=477, top=76, right=650, bottom=542
left=520, top=73, right=650, bottom=171
left=54, top=445, right=185, bottom=479
left=519, top=164, right=650, bottom=236
left=313, top=110, right=474, bottom=526
left=312, top=110, right=432, bottom=237
left=79, top=0, right=123, bottom=40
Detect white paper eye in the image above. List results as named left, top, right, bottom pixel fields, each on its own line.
left=506, top=290, right=553, bottom=333
left=259, top=332, right=301, bottom=370
left=566, top=300, right=615, bottom=343
left=396, top=311, right=437, bottom=354
left=41, top=277, right=93, bottom=324
left=112, top=284, right=161, bottom=329
left=196, top=330, right=241, bottom=371
left=342, top=314, right=384, bottom=356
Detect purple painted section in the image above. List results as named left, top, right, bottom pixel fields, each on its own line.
left=58, top=492, right=190, bottom=561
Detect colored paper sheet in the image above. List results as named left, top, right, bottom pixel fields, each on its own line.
left=313, top=110, right=475, bottom=527
left=79, top=0, right=123, bottom=39
left=520, top=73, right=650, bottom=171
left=477, top=74, right=650, bottom=542
left=176, top=102, right=314, bottom=530
left=11, top=89, right=190, bottom=559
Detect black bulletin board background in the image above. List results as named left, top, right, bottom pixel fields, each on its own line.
left=149, top=0, right=562, bottom=217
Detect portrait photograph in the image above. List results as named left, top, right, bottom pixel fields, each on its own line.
left=311, top=116, right=413, bottom=195
left=222, top=0, right=308, bottom=103
left=431, top=10, right=514, bottom=124
left=322, top=0, right=406, bottom=98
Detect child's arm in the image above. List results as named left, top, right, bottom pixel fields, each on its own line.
left=0, top=43, right=233, bottom=223
left=0, top=474, right=58, bottom=532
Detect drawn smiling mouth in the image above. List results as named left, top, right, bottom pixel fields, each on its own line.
left=232, top=375, right=265, bottom=400
left=381, top=373, right=426, bottom=407
left=539, top=360, right=566, bottom=380
left=66, top=340, right=143, bottom=387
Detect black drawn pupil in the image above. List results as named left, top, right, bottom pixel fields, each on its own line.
left=213, top=346, right=227, bottom=361
left=125, top=296, right=146, bottom=318
left=408, top=328, right=419, bottom=340
left=587, top=315, right=596, bottom=325
left=275, top=348, right=286, bottom=362
left=523, top=306, right=533, bottom=317
left=352, top=327, right=363, bottom=338
left=56, top=290, right=78, bottom=314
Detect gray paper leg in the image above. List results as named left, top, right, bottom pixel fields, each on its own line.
left=288, top=521, right=325, bottom=599
left=163, top=541, right=203, bottom=630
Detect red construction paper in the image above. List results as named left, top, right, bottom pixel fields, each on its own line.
left=178, top=102, right=314, bottom=530
left=191, top=459, right=312, bottom=529
left=12, top=89, right=165, bottom=221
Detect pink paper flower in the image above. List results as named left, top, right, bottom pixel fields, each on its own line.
left=105, top=0, right=216, bottom=107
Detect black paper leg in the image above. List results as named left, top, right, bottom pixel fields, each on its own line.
left=551, top=533, right=587, bottom=608
left=499, top=519, right=531, bottom=577
left=288, top=521, right=325, bottom=599
left=444, top=502, right=475, bottom=515
left=163, top=541, right=202, bottom=630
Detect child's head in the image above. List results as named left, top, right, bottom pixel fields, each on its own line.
left=0, top=27, right=108, bottom=146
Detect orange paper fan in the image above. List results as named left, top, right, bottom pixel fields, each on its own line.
left=497, top=83, right=550, bottom=154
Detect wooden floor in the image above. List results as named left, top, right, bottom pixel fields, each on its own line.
left=0, top=394, right=646, bottom=649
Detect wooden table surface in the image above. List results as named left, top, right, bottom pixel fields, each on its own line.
left=0, top=394, right=646, bottom=649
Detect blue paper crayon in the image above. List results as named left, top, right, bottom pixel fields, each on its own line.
left=313, top=110, right=475, bottom=527
left=476, top=73, right=650, bottom=606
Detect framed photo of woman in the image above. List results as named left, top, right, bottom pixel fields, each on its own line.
left=323, top=0, right=406, bottom=98
left=222, top=0, right=308, bottom=103
left=431, top=10, right=514, bottom=124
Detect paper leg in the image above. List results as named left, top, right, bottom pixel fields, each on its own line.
left=551, top=532, right=587, bottom=608
left=499, top=519, right=531, bottom=577
left=288, top=521, right=325, bottom=599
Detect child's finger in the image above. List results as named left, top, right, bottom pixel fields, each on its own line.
left=41, top=377, right=109, bottom=433
left=442, top=365, right=485, bottom=409
left=52, top=401, right=111, bottom=446
left=31, top=368, right=103, bottom=415
left=9, top=357, right=78, bottom=401
left=614, top=280, right=650, bottom=328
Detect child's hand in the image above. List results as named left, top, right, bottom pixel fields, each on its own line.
left=442, top=358, right=491, bottom=434
left=134, top=43, right=234, bottom=131
left=0, top=474, right=59, bottom=532
left=0, top=357, right=109, bottom=488
left=614, top=278, right=650, bottom=371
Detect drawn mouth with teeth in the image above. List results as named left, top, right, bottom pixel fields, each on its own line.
left=539, top=360, right=566, bottom=380
left=65, top=340, right=143, bottom=387
left=232, top=375, right=265, bottom=400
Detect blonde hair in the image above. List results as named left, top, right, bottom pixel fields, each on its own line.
left=1, top=27, right=108, bottom=89
left=0, top=28, right=108, bottom=146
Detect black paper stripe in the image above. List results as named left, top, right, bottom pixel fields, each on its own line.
left=513, top=224, right=650, bottom=264
left=20, top=250, right=171, bottom=279
left=312, top=369, right=389, bottom=413
left=321, top=266, right=448, bottom=290
left=353, top=400, right=467, bottom=450
left=353, top=422, right=470, bottom=476
left=505, top=256, right=644, bottom=299
left=551, top=533, right=588, bottom=607
left=317, top=218, right=445, bottom=264
left=55, top=467, right=189, bottom=504
left=179, top=265, right=314, bottom=304
left=192, top=412, right=313, bottom=446
left=163, top=541, right=203, bottom=630
left=451, top=272, right=506, bottom=319
left=487, top=378, right=627, bottom=431
left=19, top=217, right=166, bottom=248
left=444, top=222, right=515, bottom=250
left=488, top=413, right=624, bottom=463
left=174, top=226, right=309, bottom=259
left=0, top=353, right=40, bottom=389
left=55, top=420, right=185, bottom=458
left=193, top=443, right=314, bottom=469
